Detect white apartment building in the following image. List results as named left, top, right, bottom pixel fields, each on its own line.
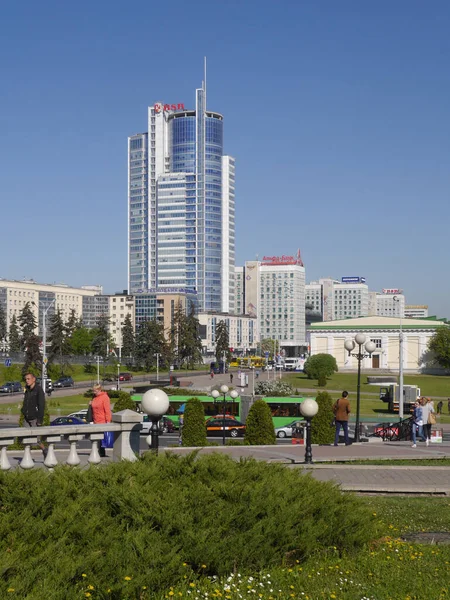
left=370, top=290, right=405, bottom=317
left=198, top=312, right=258, bottom=355
left=234, top=266, right=244, bottom=314
left=405, top=305, right=429, bottom=319
left=221, top=156, right=236, bottom=313
left=0, top=279, right=102, bottom=338
left=305, top=277, right=369, bottom=321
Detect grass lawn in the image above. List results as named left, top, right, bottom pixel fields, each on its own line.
left=0, top=393, right=91, bottom=416
left=151, top=496, right=450, bottom=600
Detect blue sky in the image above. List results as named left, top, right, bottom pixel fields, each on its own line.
left=1, top=0, right=449, bottom=315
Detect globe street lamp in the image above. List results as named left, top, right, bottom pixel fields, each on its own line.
left=300, top=397, right=319, bottom=464
left=141, top=388, right=170, bottom=454
left=344, top=335, right=376, bottom=442
left=210, top=384, right=239, bottom=446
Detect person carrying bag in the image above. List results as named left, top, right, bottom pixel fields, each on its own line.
left=89, top=384, right=113, bottom=457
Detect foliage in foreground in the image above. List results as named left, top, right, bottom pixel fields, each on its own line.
left=0, top=453, right=377, bottom=599
left=244, top=399, right=276, bottom=445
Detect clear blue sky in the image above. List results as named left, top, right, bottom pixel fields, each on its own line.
left=1, top=0, right=449, bottom=315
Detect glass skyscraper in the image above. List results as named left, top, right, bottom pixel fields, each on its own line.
left=127, top=81, right=235, bottom=313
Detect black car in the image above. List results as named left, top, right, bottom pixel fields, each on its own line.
left=53, top=376, right=75, bottom=388
left=0, top=381, right=23, bottom=393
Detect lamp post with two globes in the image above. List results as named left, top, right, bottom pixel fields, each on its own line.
left=344, top=334, right=376, bottom=442
left=300, top=397, right=319, bottom=464
left=210, top=384, right=239, bottom=446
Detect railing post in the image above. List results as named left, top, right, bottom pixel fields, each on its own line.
left=20, top=436, right=38, bottom=470
left=88, top=434, right=104, bottom=465
left=112, top=410, right=142, bottom=462
left=42, top=435, right=61, bottom=468
left=0, top=441, right=13, bottom=471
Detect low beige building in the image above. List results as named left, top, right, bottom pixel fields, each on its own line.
left=309, top=316, right=448, bottom=372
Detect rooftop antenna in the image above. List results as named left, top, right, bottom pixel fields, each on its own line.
left=203, top=56, right=207, bottom=109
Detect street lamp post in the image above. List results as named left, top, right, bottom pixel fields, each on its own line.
left=210, top=384, right=239, bottom=446
left=141, top=388, right=170, bottom=454
left=300, top=397, right=319, bottom=464
left=393, top=296, right=404, bottom=418
left=154, top=353, right=160, bottom=381
left=117, top=363, right=120, bottom=391
left=42, top=298, right=56, bottom=395
left=344, top=335, right=376, bottom=442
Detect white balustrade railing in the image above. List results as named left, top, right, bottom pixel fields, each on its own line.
left=0, top=409, right=142, bottom=471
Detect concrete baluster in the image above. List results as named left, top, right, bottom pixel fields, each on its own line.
left=1, top=444, right=13, bottom=471
left=88, top=433, right=104, bottom=465
left=43, top=435, right=60, bottom=469
left=20, top=444, right=35, bottom=470
left=66, top=434, right=84, bottom=466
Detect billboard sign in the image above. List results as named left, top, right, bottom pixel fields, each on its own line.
left=154, top=103, right=185, bottom=113
left=382, top=288, right=402, bottom=295
left=341, top=277, right=366, bottom=284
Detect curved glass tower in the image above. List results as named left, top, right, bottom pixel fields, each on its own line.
left=128, top=81, right=235, bottom=313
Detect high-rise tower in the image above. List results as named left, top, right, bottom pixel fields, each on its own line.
left=127, top=77, right=235, bottom=313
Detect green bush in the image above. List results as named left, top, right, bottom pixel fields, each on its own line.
left=304, top=353, right=338, bottom=385
left=182, top=398, right=207, bottom=447
left=254, top=380, right=295, bottom=396
left=112, top=391, right=136, bottom=412
left=244, top=399, right=276, bottom=445
left=318, top=374, right=327, bottom=387
left=311, top=391, right=335, bottom=445
left=0, top=454, right=378, bottom=599
left=83, top=363, right=96, bottom=374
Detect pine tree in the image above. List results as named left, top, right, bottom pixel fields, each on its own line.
left=121, top=314, right=135, bottom=359
left=310, top=391, right=335, bottom=445
left=22, top=333, right=43, bottom=377
left=135, top=319, right=167, bottom=371
left=68, top=326, right=95, bottom=355
left=18, top=302, right=37, bottom=351
left=0, top=303, right=7, bottom=348
left=48, top=309, right=71, bottom=374
left=181, top=398, right=207, bottom=447
left=91, top=314, right=112, bottom=358
left=215, top=320, right=231, bottom=364
left=184, top=307, right=203, bottom=368
left=66, top=309, right=80, bottom=336
left=8, top=315, right=21, bottom=352
left=244, top=399, right=276, bottom=445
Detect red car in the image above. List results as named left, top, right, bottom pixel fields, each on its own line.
left=119, top=372, right=133, bottom=381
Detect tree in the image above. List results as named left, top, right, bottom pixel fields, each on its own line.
left=91, top=314, right=113, bottom=358
left=18, top=302, right=37, bottom=351
left=303, top=353, right=338, bottom=386
left=215, top=320, right=231, bottom=363
left=244, top=399, right=276, bottom=445
left=181, top=306, right=202, bottom=368
left=181, top=398, right=207, bottom=447
left=0, top=303, right=7, bottom=348
left=135, top=319, right=167, bottom=371
left=66, top=309, right=81, bottom=336
left=48, top=309, right=71, bottom=374
left=428, top=327, right=450, bottom=370
left=112, top=391, right=136, bottom=412
left=121, top=314, right=135, bottom=359
left=260, top=338, right=279, bottom=357
left=8, top=315, right=21, bottom=352
left=310, top=391, right=335, bottom=445
left=68, top=326, right=95, bottom=355
left=22, top=333, right=42, bottom=377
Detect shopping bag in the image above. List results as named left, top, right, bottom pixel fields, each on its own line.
left=102, top=430, right=114, bottom=448
left=428, top=412, right=437, bottom=425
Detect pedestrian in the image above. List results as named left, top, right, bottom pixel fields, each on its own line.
left=437, top=400, right=443, bottom=415
left=333, top=391, right=351, bottom=446
left=255, top=370, right=260, bottom=379
left=210, top=370, right=214, bottom=379
left=420, top=397, right=435, bottom=447
left=230, top=373, right=233, bottom=384
left=89, top=384, right=112, bottom=457
left=178, top=413, right=184, bottom=446
left=22, top=372, right=46, bottom=456
left=411, top=400, right=426, bottom=448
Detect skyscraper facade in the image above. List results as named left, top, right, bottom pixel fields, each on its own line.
left=127, top=80, right=235, bottom=313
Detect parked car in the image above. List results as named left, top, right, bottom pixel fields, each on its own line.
left=68, top=409, right=89, bottom=422
left=0, top=381, right=23, bottom=393
left=275, top=420, right=304, bottom=438
left=141, top=415, right=175, bottom=435
left=206, top=414, right=237, bottom=424
left=206, top=418, right=246, bottom=438
left=51, top=416, right=86, bottom=426
left=119, top=372, right=133, bottom=381
left=36, top=377, right=53, bottom=394
left=53, top=376, right=75, bottom=388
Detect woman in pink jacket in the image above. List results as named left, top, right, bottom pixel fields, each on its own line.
left=90, top=384, right=112, bottom=457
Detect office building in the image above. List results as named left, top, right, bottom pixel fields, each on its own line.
left=369, top=290, right=405, bottom=318
left=128, top=78, right=235, bottom=313
left=405, top=305, right=429, bottom=319
left=198, top=312, right=258, bottom=356
left=305, top=277, right=369, bottom=321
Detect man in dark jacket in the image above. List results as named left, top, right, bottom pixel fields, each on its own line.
left=22, top=373, right=46, bottom=454
left=333, top=390, right=351, bottom=446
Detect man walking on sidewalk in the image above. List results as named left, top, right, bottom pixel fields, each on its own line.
left=22, top=372, right=46, bottom=455
left=333, top=391, right=351, bottom=446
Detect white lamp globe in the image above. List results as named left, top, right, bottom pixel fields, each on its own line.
left=344, top=339, right=355, bottom=352
left=141, top=389, right=170, bottom=417
left=355, top=333, right=367, bottom=346
left=211, top=389, right=220, bottom=399
left=230, top=390, right=239, bottom=399
left=365, top=341, right=376, bottom=354
left=220, top=384, right=229, bottom=394
left=300, top=398, right=319, bottom=418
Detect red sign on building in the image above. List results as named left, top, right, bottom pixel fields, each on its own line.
left=261, top=249, right=304, bottom=267
left=154, top=103, right=185, bottom=113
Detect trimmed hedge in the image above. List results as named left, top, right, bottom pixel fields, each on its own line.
left=182, top=398, right=207, bottom=446
left=244, top=399, right=276, bottom=445
left=311, top=390, right=335, bottom=444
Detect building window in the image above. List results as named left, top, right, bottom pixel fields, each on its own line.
left=371, top=338, right=382, bottom=349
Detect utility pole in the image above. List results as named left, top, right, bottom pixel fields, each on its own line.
left=155, top=353, right=160, bottom=381
left=96, top=356, right=101, bottom=385
left=42, top=298, right=56, bottom=395
left=394, top=296, right=404, bottom=418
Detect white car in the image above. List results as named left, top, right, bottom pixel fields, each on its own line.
left=68, top=409, right=89, bottom=422
left=274, top=420, right=304, bottom=438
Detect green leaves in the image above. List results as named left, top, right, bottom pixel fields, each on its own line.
left=182, top=398, right=207, bottom=446
left=304, top=353, right=338, bottom=386
left=244, top=399, right=276, bottom=445
left=215, top=320, right=231, bottom=363
left=427, top=326, right=450, bottom=369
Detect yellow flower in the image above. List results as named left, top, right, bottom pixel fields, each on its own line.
left=124, top=576, right=132, bottom=581
left=85, top=595, right=91, bottom=599
left=82, top=574, right=87, bottom=578
left=169, top=592, right=174, bottom=597
left=7, top=590, right=15, bottom=594
left=201, top=564, right=207, bottom=569
left=143, top=586, right=148, bottom=590
left=190, top=583, right=195, bottom=588
left=183, top=562, right=188, bottom=566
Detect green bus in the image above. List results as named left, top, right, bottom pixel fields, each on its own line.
left=131, top=394, right=310, bottom=428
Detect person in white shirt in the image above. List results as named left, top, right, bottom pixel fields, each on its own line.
left=420, top=397, right=435, bottom=446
